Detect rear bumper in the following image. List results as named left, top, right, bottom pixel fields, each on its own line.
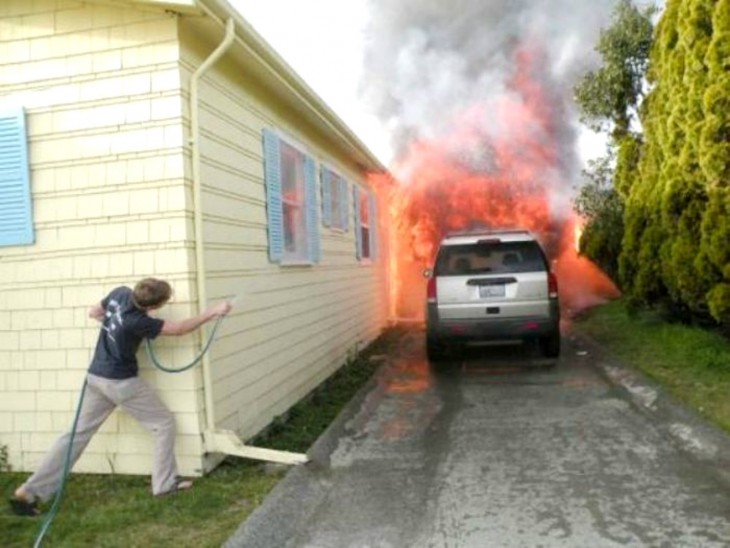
left=426, top=300, right=560, bottom=342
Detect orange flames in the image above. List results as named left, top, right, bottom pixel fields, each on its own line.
left=373, top=45, right=619, bottom=321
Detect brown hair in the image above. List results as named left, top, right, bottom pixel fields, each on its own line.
left=132, top=278, right=172, bottom=309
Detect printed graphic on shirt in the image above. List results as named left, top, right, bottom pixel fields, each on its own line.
left=101, top=298, right=124, bottom=345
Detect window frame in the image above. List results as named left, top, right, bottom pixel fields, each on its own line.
left=321, top=164, right=349, bottom=232
left=262, top=128, right=320, bottom=265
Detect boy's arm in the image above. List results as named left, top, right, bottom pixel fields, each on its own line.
left=160, top=301, right=232, bottom=337
left=88, top=302, right=105, bottom=322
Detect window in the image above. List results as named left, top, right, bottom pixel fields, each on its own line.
left=262, top=129, right=320, bottom=264
left=354, top=186, right=378, bottom=261
left=321, top=166, right=349, bottom=231
left=0, top=107, right=34, bottom=247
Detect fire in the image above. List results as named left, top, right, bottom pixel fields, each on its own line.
left=374, top=44, right=619, bottom=321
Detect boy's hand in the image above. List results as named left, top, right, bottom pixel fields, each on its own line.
left=211, top=301, right=233, bottom=317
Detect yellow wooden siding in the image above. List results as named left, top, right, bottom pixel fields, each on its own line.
left=180, top=28, right=389, bottom=448
left=0, top=0, right=205, bottom=475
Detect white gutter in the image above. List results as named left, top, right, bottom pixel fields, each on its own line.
left=190, top=15, right=235, bottom=434
left=189, top=9, right=307, bottom=466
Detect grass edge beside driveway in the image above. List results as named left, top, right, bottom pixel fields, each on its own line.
left=0, top=328, right=406, bottom=548
left=572, top=299, right=730, bottom=435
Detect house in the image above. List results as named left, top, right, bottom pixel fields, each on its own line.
left=0, top=0, right=390, bottom=476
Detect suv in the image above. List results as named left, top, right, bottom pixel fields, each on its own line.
left=425, top=229, right=560, bottom=360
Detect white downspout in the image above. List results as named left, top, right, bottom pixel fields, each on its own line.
left=190, top=17, right=235, bottom=433
left=188, top=12, right=306, bottom=465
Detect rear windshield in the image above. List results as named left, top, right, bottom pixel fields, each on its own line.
left=434, top=241, right=549, bottom=276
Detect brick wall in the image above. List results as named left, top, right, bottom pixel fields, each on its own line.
left=0, top=0, right=204, bottom=476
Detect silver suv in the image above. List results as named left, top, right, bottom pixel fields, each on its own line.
left=425, top=229, right=560, bottom=360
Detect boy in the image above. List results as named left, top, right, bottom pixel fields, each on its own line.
left=10, top=278, right=232, bottom=516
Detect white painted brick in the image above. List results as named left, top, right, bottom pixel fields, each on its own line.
left=150, top=95, right=182, bottom=121
left=18, top=371, right=39, bottom=391
left=126, top=220, right=150, bottom=244
left=39, top=372, right=56, bottom=390
left=165, top=124, right=183, bottom=147
left=0, top=311, right=10, bottom=331
left=125, top=100, right=151, bottom=124
left=126, top=157, right=146, bottom=183
left=19, top=13, right=55, bottom=39
left=5, top=39, right=31, bottom=63
left=94, top=223, right=127, bottom=247
left=0, top=332, right=20, bottom=351
left=57, top=329, right=84, bottom=349
left=108, top=252, right=135, bottom=277
left=154, top=249, right=190, bottom=273
left=56, top=369, right=86, bottom=390
left=129, top=188, right=159, bottom=214
left=29, top=36, right=52, bottom=59
left=122, top=73, right=151, bottom=96
left=91, top=256, right=110, bottom=279
left=152, top=68, right=180, bottom=92
left=134, top=251, right=155, bottom=275
left=90, top=27, right=111, bottom=51
left=66, top=348, right=92, bottom=369
left=45, top=288, right=62, bottom=309
left=148, top=219, right=171, bottom=243
left=52, top=308, right=74, bottom=329
left=73, top=255, right=93, bottom=279
left=19, top=330, right=41, bottom=350
left=13, top=412, right=36, bottom=431
left=6, top=372, right=18, bottom=390
left=0, top=371, right=6, bottom=390
left=164, top=154, right=185, bottom=178
left=101, top=191, right=130, bottom=217
left=65, top=52, right=93, bottom=75
left=0, top=412, right=12, bottom=431
left=29, top=167, right=55, bottom=192
left=36, top=391, right=73, bottom=411
left=32, top=349, right=67, bottom=370
left=36, top=412, right=53, bottom=431
left=0, top=392, right=36, bottom=411
left=56, top=7, right=92, bottom=33
left=6, top=289, right=45, bottom=310
left=40, top=330, right=59, bottom=350
left=142, top=157, right=166, bottom=182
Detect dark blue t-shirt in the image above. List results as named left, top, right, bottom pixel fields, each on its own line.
left=88, top=286, right=164, bottom=379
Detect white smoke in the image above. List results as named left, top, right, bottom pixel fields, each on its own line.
left=361, top=0, right=618, bottom=177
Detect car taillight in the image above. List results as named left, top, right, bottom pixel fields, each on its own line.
left=548, top=272, right=558, bottom=299
left=427, top=276, right=437, bottom=303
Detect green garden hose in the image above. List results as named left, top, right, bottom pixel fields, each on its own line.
left=33, top=314, right=225, bottom=547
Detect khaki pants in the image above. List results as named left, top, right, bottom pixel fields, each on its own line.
left=22, top=373, right=179, bottom=501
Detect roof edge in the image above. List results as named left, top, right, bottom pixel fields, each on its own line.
left=196, top=0, right=386, bottom=173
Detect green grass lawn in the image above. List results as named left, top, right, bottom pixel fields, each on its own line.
left=1, top=328, right=404, bottom=547
left=572, top=299, right=730, bottom=433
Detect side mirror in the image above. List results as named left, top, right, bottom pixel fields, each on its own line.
left=423, top=268, right=433, bottom=278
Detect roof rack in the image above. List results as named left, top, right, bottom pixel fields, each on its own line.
left=444, top=228, right=530, bottom=238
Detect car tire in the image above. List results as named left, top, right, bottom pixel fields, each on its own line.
left=539, top=330, right=561, bottom=358
left=426, top=337, right=446, bottom=362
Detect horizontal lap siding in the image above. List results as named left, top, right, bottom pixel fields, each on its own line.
left=180, top=30, right=389, bottom=450
left=0, top=1, right=203, bottom=475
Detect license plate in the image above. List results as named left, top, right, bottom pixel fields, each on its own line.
left=479, top=285, right=505, bottom=298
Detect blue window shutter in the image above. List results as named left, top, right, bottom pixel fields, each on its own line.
left=353, top=185, right=362, bottom=260
left=305, top=155, right=320, bottom=263
left=321, top=167, right=331, bottom=227
left=369, top=192, right=379, bottom=260
left=340, top=179, right=349, bottom=232
left=0, top=107, right=34, bottom=247
left=262, top=129, right=283, bottom=262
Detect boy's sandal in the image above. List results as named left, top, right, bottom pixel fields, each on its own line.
left=156, top=478, right=193, bottom=496
left=8, top=496, right=40, bottom=517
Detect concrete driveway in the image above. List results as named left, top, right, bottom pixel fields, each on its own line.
left=225, top=328, right=730, bottom=547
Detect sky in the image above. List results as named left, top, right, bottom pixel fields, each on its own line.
left=227, top=0, right=613, bottom=169
left=228, top=0, right=391, bottom=162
